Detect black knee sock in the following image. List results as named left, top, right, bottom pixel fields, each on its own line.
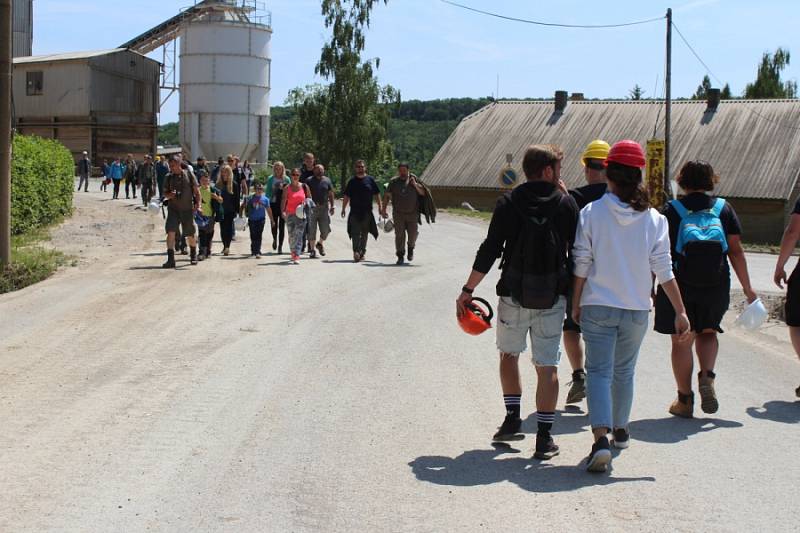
left=503, top=394, right=521, bottom=419
left=537, top=411, right=555, bottom=436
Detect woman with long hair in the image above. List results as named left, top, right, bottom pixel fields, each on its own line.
left=216, top=165, right=241, bottom=256
left=572, top=140, right=690, bottom=473
left=267, top=161, right=290, bottom=254
left=655, top=160, right=757, bottom=417
left=281, top=168, right=311, bottom=265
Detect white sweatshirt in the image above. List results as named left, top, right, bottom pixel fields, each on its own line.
left=572, top=193, right=674, bottom=311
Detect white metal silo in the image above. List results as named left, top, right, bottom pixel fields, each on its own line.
left=179, top=4, right=271, bottom=163
left=12, top=0, right=33, bottom=58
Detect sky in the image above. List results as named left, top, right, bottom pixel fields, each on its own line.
left=31, top=0, right=800, bottom=124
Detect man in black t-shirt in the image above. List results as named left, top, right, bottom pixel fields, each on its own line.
left=563, top=139, right=610, bottom=405
left=299, top=152, right=315, bottom=184
left=306, top=164, right=335, bottom=258
left=342, top=160, right=382, bottom=262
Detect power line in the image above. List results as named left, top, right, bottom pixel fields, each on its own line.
left=439, top=0, right=664, bottom=29
left=672, top=21, right=800, bottom=132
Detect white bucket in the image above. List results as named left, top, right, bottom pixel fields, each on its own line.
left=734, top=298, right=768, bottom=331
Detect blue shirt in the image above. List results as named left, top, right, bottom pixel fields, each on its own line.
left=109, top=162, right=124, bottom=180
left=246, top=194, right=270, bottom=221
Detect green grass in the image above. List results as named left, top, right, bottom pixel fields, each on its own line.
left=442, top=208, right=493, bottom=222
left=0, top=223, right=73, bottom=294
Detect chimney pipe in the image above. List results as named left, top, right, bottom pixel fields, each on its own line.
left=707, top=88, right=721, bottom=111
left=554, top=90, right=568, bottom=113
left=570, top=92, right=584, bottom=101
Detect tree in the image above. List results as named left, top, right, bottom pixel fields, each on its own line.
left=629, top=84, right=645, bottom=100
left=693, top=75, right=712, bottom=99
left=721, top=83, right=732, bottom=100
left=287, top=0, right=399, bottom=190
left=744, top=47, right=797, bottom=99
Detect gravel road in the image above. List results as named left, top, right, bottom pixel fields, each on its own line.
left=0, top=191, right=798, bottom=532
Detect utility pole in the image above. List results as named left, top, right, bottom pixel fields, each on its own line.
left=664, top=7, right=673, bottom=201
left=0, top=0, right=12, bottom=265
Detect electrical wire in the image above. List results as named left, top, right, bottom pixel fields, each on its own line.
left=439, top=0, right=664, bottom=29
left=672, top=21, right=800, bottom=132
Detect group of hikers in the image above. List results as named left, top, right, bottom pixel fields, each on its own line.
left=456, top=139, right=800, bottom=473
left=154, top=151, right=434, bottom=268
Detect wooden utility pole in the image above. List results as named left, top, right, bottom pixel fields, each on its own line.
left=664, top=8, right=673, bottom=201
left=0, top=0, right=12, bottom=265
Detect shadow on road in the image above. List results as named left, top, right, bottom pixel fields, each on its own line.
left=128, top=265, right=189, bottom=271
left=130, top=252, right=167, bottom=257
left=409, top=443, right=654, bottom=493
left=745, top=401, right=800, bottom=424
left=362, top=262, right=419, bottom=268
left=628, top=417, right=743, bottom=444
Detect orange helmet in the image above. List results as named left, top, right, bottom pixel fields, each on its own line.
left=459, top=297, right=494, bottom=336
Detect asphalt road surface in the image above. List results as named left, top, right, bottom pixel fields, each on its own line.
left=1, top=191, right=798, bottom=532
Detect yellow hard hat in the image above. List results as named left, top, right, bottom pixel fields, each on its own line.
left=582, top=140, right=611, bottom=165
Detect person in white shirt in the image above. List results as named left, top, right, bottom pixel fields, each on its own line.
left=571, top=140, right=691, bottom=473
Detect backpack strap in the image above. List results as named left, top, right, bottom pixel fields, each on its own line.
left=711, top=197, right=726, bottom=217
left=669, top=199, right=689, bottom=219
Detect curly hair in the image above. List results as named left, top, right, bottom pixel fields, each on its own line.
left=677, top=160, right=718, bottom=192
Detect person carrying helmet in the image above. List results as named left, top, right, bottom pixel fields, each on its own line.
left=342, top=160, right=382, bottom=263
left=571, top=140, right=690, bottom=472
left=563, top=140, right=611, bottom=405
left=162, top=155, right=201, bottom=268
left=306, top=164, right=335, bottom=259
left=456, top=144, right=579, bottom=460
left=655, top=161, right=757, bottom=418
left=382, top=163, right=426, bottom=265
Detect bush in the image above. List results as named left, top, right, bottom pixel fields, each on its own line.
left=11, top=134, right=74, bottom=235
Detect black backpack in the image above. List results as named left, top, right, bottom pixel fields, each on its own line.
left=500, top=192, right=568, bottom=309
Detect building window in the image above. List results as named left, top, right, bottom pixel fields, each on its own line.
left=26, top=71, right=43, bottom=96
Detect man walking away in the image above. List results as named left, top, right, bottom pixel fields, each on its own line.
left=456, top=145, right=579, bottom=460
left=564, top=140, right=611, bottom=405
left=382, top=163, right=425, bottom=265
left=77, top=151, right=91, bottom=192
left=124, top=154, right=138, bottom=199
left=306, top=164, right=335, bottom=258
left=139, top=155, right=156, bottom=206
left=342, top=160, right=382, bottom=262
left=162, top=156, right=201, bottom=268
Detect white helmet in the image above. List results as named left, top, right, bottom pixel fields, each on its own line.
left=234, top=215, right=248, bottom=231
left=147, top=200, right=161, bottom=215
left=295, top=204, right=306, bottom=219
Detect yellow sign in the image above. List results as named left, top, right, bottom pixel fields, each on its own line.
left=646, top=139, right=665, bottom=209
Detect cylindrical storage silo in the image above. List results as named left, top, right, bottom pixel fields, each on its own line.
left=12, top=0, right=33, bottom=58
left=179, top=16, right=271, bottom=163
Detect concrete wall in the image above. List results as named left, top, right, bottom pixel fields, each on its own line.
left=433, top=187, right=788, bottom=244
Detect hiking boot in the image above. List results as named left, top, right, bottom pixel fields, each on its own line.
left=162, top=250, right=176, bottom=269
left=492, top=415, right=523, bottom=441
left=612, top=428, right=630, bottom=449
left=586, top=436, right=612, bottom=473
left=190, top=248, right=198, bottom=265
left=316, top=242, right=326, bottom=256
left=396, top=255, right=405, bottom=265
left=223, top=247, right=230, bottom=256
left=533, top=433, right=560, bottom=460
left=407, top=248, right=414, bottom=262
left=566, top=371, right=586, bottom=404
left=272, top=240, right=277, bottom=251
left=669, top=391, right=694, bottom=418
left=698, top=373, right=719, bottom=414
left=353, top=252, right=361, bottom=262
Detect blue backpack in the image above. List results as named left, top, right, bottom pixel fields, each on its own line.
left=670, top=197, right=728, bottom=287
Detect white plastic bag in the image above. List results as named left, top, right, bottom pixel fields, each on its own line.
left=734, top=298, right=768, bottom=331
left=234, top=215, right=248, bottom=231
left=147, top=200, right=161, bottom=216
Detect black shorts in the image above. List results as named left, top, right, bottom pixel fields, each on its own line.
left=785, top=263, right=800, bottom=327
left=563, top=294, right=581, bottom=333
left=654, top=277, right=730, bottom=334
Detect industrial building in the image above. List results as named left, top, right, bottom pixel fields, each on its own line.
left=12, top=49, right=160, bottom=166
left=421, top=94, right=800, bottom=243
left=12, top=0, right=33, bottom=58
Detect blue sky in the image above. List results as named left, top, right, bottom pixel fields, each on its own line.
left=32, top=0, right=799, bottom=124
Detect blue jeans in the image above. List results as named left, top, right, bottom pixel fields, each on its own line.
left=580, top=305, right=649, bottom=431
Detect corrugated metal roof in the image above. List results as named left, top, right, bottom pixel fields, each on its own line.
left=13, top=48, right=129, bottom=64
left=421, top=99, right=800, bottom=200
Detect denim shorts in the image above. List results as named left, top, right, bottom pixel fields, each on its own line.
left=496, top=296, right=566, bottom=367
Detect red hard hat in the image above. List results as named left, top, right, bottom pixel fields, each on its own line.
left=605, top=140, right=646, bottom=168
left=458, top=297, right=494, bottom=336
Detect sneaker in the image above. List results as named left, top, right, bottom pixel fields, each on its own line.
left=198, top=254, right=205, bottom=261
left=669, top=391, right=694, bottom=418
left=407, top=248, right=414, bottom=261
left=359, top=251, right=366, bottom=261
left=612, top=428, right=630, bottom=449
left=492, top=416, right=523, bottom=441
left=309, top=250, right=317, bottom=259
left=566, top=371, right=586, bottom=404
left=223, top=248, right=230, bottom=256
left=278, top=246, right=283, bottom=255
left=180, top=247, right=188, bottom=256
left=698, top=374, right=719, bottom=414
left=533, top=433, right=560, bottom=460
left=396, top=256, right=405, bottom=265
left=291, top=253, right=300, bottom=265
left=353, top=252, right=361, bottom=262
left=316, top=242, right=326, bottom=256
left=586, top=436, right=612, bottom=473
left=255, top=254, right=261, bottom=259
